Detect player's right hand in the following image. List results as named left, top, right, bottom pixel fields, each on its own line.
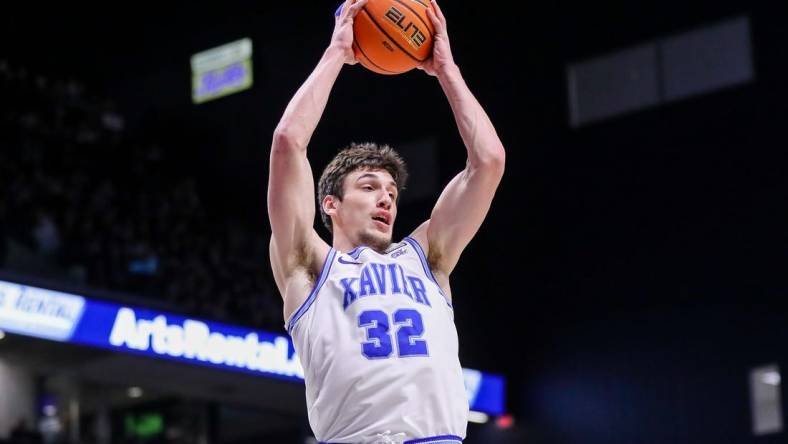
left=331, top=0, right=368, bottom=65
left=418, top=0, right=456, bottom=77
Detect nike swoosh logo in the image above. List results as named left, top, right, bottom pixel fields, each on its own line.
left=338, top=257, right=362, bottom=265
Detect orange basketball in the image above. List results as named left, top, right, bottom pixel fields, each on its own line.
left=352, top=0, right=435, bottom=75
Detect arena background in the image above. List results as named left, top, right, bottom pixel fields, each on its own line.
left=2, top=0, right=787, bottom=443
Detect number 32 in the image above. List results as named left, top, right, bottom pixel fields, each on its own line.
left=358, top=309, right=429, bottom=359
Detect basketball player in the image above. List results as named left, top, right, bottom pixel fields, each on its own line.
left=268, top=0, right=505, bottom=442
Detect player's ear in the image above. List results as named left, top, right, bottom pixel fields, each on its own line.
left=323, top=195, right=339, bottom=217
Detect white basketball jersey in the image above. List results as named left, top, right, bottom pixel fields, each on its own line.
left=287, top=237, right=468, bottom=443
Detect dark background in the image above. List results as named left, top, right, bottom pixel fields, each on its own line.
left=3, top=1, right=788, bottom=442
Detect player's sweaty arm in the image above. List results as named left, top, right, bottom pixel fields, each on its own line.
left=268, top=0, right=368, bottom=295
left=416, top=0, right=506, bottom=277
left=268, top=48, right=342, bottom=290
left=424, top=65, right=506, bottom=275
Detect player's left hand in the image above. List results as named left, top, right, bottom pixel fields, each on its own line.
left=418, top=0, right=456, bottom=77
left=331, top=0, right=369, bottom=65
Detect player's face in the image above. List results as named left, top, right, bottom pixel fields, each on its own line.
left=337, top=169, right=398, bottom=251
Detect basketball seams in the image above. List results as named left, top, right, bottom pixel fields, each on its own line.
left=361, top=6, right=427, bottom=63
left=392, top=0, right=435, bottom=37
left=354, top=11, right=408, bottom=74
left=353, top=41, right=400, bottom=74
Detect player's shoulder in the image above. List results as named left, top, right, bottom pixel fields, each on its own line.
left=271, top=230, right=331, bottom=284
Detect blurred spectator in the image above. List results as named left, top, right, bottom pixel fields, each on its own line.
left=9, top=418, right=43, bottom=444
left=0, top=60, right=282, bottom=331
left=31, top=208, right=61, bottom=256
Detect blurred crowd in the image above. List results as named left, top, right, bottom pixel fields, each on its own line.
left=0, top=59, right=282, bottom=332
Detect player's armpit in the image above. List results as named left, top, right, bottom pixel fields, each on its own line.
left=425, top=159, right=504, bottom=275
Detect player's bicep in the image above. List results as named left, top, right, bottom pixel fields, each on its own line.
left=427, top=164, right=503, bottom=273
left=267, top=132, right=318, bottom=275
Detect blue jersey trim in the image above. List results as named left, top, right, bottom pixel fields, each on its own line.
left=347, top=246, right=367, bottom=260
left=319, top=435, right=462, bottom=444
left=287, top=248, right=337, bottom=335
left=406, top=435, right=464, bottom=443
left=403, top=237, right=452, bottom=309
left=403, top=237, right=436, bottom=282
left=346, top=246, right=361, bottom=257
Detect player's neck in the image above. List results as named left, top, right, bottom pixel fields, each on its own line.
left=332, top=230, right=390, bottom=255
left=331, top=229, right=358, bottom=254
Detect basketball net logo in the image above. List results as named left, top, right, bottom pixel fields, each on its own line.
left=384, top=6, right=427, bottom=49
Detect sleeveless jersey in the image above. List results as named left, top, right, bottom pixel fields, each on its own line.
left=286, top=237, right=468, bottom=443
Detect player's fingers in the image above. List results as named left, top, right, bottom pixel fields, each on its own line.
left=430, top=0, right=446, bottom=26
left=425, top=6, right=443, bottom=34
left=347, top=0, right=368, bottom=18
left=337, top=0, right=354, bottom=21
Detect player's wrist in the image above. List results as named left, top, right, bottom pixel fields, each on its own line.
left=324, top=44, right=352, bottom=65
left=435, top=62, right=460, bottom=80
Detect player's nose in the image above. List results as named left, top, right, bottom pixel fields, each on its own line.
left=377, top=193, right=392, bottom=209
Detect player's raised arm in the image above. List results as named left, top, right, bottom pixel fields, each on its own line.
left=268, top=0, right=367, bottom=307
left=412, top=0, right=506, bottom=277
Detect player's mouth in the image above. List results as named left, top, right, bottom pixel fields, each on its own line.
left=371, top=211, right=391, bottom=230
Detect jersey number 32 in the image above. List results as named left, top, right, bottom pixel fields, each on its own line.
left=358, top=309, right=429, bottom=359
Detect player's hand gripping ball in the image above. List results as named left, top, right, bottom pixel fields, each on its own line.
left=337, top=0, right=435, bottom=75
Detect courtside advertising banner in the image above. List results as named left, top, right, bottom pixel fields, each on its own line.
left=0, top=279, right=504, bottom=414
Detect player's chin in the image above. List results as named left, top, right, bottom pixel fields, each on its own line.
left=371, top=231, right=392, bottom=244
left=361, top=229, right=392, bottom=252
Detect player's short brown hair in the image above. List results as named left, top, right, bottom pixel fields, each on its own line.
left=318, top=142, right=408, bottom=233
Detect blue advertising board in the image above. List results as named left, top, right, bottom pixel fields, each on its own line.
left=0, top=279, right=504, bottom=415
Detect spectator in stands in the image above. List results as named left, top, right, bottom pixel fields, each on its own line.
left=0, top=60, right=281, bottom=331
left=9, top=418, right=43, bottom=444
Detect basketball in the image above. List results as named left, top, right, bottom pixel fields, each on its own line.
left=350, top=0, right=435, bottom=75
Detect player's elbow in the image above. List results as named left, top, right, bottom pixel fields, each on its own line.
left=272, top=125, right=306, bottom=153
left=479, top=145, right=506, bottom=177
